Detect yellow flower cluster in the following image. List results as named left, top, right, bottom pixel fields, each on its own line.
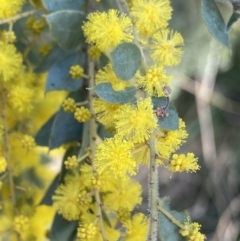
left=1, top=31, right=16, bottom=43
left=14, top=215, right=29, bottom=233
left=0, top=42, right=22, bottom=82
left=0, top=0, right=25, bottom=19
left=64, top=155, right=78, bottom=169
left=69, top=65, right=84, bottom=79
left=88, top=45, right=101, bottom=60
left=74, top=107, right=91, bottom=122
left=0, top=156, right=7, bottom=173
left=82, top=9, right=133, bottom=52
left=137, top=66, right=172, bottom=97
left=96, top=64, right=131, bottom=91
left=21, top=135, right=36, bottom=151
left=62, top=97, right=76, bottom=112
left=180, top=222, right=206, bottom=241
left=77, top=223, right=97, bottom=240
left=169, top=153, right=200, bottom=173
left=39, top=44, right=52, bottom=56
left=26, top=16, right=46, bottom=34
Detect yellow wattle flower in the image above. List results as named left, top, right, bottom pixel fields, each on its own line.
left=114, top=97, right=157, bottom=143
left=82, top=9, right=133, bottom=52
left=151, top=29, right=184, bottom=66
left=131, top=0, right=172, bottom=37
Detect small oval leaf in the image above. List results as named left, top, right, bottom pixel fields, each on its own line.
left=46, top=10, right=85, bottom=49
left=158, top=197, right=188, bottom=241
left=49, top=91, right=84, bottom=150
left=50, top=214, right=78, bottom=241
left=111, top=42, right=141, bottom=80
left=202, top=0, right=229, bottom=47
left=152, top=97, right=179, bottom=131
left=226, top=12, right=240, bottom=31
left=95, top=83, right=136, bottom=104
left=45, top=53, right=84, bottom=92
left=35, top=46, right=73, bottom=73
left=43, top=0, right=84, bottom=12
left=35, top=113, right=56, bottom=146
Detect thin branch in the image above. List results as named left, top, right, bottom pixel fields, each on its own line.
left=0, top=84, right=17, bottom=214
left=0, top=9, right=38, bottom=25
left=157, top=202, right=185, bottom=230
left=148, top=130, right=159, bottom=241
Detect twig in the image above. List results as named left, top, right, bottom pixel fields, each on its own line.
left=0, top=9, right=38, bottom=25
left=0, top=83, right=17, bottom=214
left=157, top=201, right=185, bottom=230
left=148, top=130, right=158, bottom=241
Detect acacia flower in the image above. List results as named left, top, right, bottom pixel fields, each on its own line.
left=82, top=9, right=133, bottom=52
left=69, top=65, right=84, bottom=79
left=0, top=0, right=25, bottom=19
left=156, top=119, right=188, bottom=159
left=123, top=213, right=149, bottom=241
left=52, top=182, right=82, bottom=221
left=62, top=97, right=76, bottom=112
left=131, top=0, right=172, bottom=37
left=74, top=107, right=91, bottom=122
left=168, top=153, right=200, bottom=173
left=8, top=85, right=33, bottom=113
left=93, top=98, right=121, bottom=128
left=103, top=177, right=142, bottom=212
left=151, top=29, right=184, bottom=66
left=0, top=42, right=22, bottom=82
left=114, top=97, right=157, bottom=143
left=64, top=155, right=78, bottom=169
left=77, top=223, right=97, bottom=240
left=88, top=45, right=101, bottom=60
left=21, top=135, right=36, bottom=151
left=95, top=136, right=136, bottom=178
left=14, top=215, right=29, bottom=235
left=0, top=156, right=7, bottom=173
left=180, top=221, right=206, bottom=241
left=136, top=66, right=172, bottom=97
left=96, top=64, right=132, bottom=91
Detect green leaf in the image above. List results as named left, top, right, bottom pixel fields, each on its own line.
left=49, top=91, right=84, bottom=150
left=158, top=197, right=188, bottom=241
left=40, top=175, right=59, bottom=205
left=50, top=214, right=78, bottom=241
left=43, top=0, right=84, bottom=12
left=35, top=46, right=73, bottom=73
left=201, top=0, right=229, bottom=47
left=45, top=53, right=84, bottom=92
left=226, top=12, right=240, bottom=31
left=46, top=10, right=85, bottom=49
left=94, top=83, right=136, bottom=104
left=102, top=209, right=112, bottom=228
left=111, top=43, right=141, bottom=80
left=152, top=97, right=179, bottom=131
left=35, top=114, right=56, bottom=146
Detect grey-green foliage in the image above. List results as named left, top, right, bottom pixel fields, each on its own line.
left=42, top=0, right=84, bottom=12
left=201, top=0, right=229, bottom=46
left=46, top=10, right=85, bottom=49
left=152, top=97, right=179, bottom=131
left=158, top=197, right=188, bottom=241
left=111, top=42, right=141, bottom=80
left=94, top=83, right=136, bottom=104
left=226, top=12, right=240, bottom=31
